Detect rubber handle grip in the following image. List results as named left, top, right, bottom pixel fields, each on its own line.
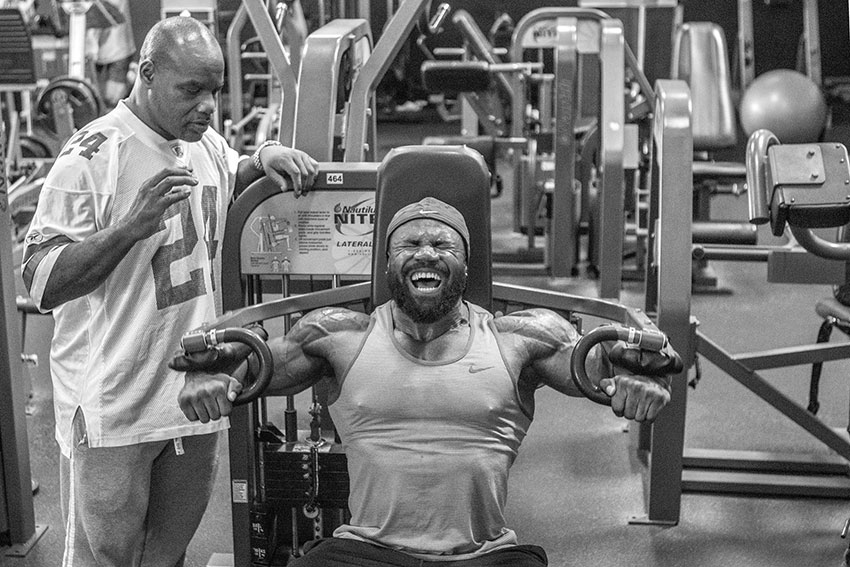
left=569, top=326, right=677, bottom=406
left=181, top=327, right=274, bottom=405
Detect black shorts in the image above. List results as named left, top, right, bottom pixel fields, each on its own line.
left=287, top=537, right=548, bottom=566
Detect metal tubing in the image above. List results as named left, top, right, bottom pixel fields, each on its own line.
left=67, top=8, right=87, bottom=79
left=790, top=225, right=850, bottom=261
left=697, top=331, right=850, bottom=462
left=802, top=0, right=822, bottom=85
left=736, top=0, right=755, bottom=90
left=692, top=244, right=770, bottom=262
left=733, top=341, right=850, bottom=371
left=226, top=5, right=250, bottom=138
left=745, top=129, right=779, bottom=225
left=451, top=10, right=514, bottom=100
left=493, top=282, right=643, bottom=323
left=344, top=0, right=430, bottom=161
left=242, top=0, right=298, bottom=146
left=692, top=221, right=757, bottom=245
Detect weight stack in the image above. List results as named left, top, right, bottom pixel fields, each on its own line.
left=259, top=439, right=350, bottom=564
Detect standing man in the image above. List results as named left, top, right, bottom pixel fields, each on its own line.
left=21, top=16, right=317, bottom=567
left=174, top=198, right=676, bottom=567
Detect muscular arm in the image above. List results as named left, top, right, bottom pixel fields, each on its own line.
left=175, top=307, right=370, bottom=422
left=495, top=309, right=609, bottom=396
left=37, top=167, right=197, bottom=310
left=496, top=309, right=671, bottom=422
left=264, top=307, right=370, bottom=396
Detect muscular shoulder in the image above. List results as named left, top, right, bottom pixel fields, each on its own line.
left=289, top=307, right=370, bottom=352
left=493, top=308, right=580, bottom=357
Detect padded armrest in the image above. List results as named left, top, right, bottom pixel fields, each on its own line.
left=421, top=60, right=492, bottom=94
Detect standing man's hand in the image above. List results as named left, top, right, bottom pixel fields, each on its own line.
left=257, top=144, right=318, bottom=197
left=121, top=166, right=197, bottom=240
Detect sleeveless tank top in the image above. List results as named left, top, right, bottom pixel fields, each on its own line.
left=329, top=301, right=533, bottom=560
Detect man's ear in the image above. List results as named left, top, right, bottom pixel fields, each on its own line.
left=139, top=60, right=154, bottom=84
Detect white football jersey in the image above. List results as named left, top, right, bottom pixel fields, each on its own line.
left=22, top=102, right=240, bottom=456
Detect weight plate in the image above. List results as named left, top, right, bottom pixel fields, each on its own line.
left=19, top=134, right=53, bottom=158
left=36, top=76, right=103, bottom=132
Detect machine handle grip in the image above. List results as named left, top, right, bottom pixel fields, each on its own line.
left=181, top=327, right=274, bottom=405
left=570, top=326, right=681, bottom=406
left=424, top=2, right=451, bottom=35
left=746, top=129, right=779, bottom=226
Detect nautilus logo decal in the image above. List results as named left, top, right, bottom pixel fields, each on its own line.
left=333, top=199, right=375, bottom=239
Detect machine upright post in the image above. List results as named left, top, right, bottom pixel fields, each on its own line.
left=634, top=79, right=692, bottom=525
left=596, top=18, right=625, bottom=299
left=736, top=0, right=755, bottom=91
left=801, top=0, right=821, bottom=85
left=551, top=17, right=579, bottom=278
left=0, top=114, right=44, bottom=555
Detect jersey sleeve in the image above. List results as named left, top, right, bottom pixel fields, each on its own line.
left=219, top=134, right=242, bottom=203
left=21, top=129, right=118, bottom=311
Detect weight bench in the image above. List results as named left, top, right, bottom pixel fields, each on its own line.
left=183, top=144, right=670, bottom=563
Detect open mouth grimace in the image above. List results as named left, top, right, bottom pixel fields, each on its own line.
left=408, top=269, right=444, bottom=294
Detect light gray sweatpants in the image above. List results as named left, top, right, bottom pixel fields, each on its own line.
left=60, top=409, right=221, bottom=567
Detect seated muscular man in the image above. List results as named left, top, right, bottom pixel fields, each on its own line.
left=172, top=197, right=674, bottom=567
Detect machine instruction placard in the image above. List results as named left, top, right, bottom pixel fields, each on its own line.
left=241, top=191, right=374, bottom=275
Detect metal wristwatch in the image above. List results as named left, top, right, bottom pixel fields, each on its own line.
left=251, top=140, right=282, bottom=171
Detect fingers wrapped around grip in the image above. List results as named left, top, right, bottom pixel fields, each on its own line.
left=180, top=327, right=273, bottom=405
left=570, top=325, right=682, bottom=406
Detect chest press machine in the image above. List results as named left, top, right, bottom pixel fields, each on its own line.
left=180, top=131, right=685, bottom=564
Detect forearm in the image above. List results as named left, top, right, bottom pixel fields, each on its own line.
left=262, top=337, right=325, bottom=397
left=528, top=343, right=611, bottom=397
left=41, top=223, right=140, bottom=310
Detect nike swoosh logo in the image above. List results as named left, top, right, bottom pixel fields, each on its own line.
left=468, top=365, right=494, bottom=374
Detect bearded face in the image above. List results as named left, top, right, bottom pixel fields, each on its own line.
left=387, top=261, right=467, bottom=323
left=385, top=219, right=468, bottom=323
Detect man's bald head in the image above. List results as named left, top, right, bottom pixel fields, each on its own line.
left=139, top=16, right=222, bottom=71
left=128, top=16, right=224, bottom=141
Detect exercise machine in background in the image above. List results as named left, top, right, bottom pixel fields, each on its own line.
left=643, top=126, right=850, bottom=534
left=0, top=103, right=47, bottom=559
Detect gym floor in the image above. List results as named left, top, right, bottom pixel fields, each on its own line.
left=5, top=119, right=850, bottom=567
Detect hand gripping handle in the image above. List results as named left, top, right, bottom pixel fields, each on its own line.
left=569, top=326, right=678, bottom=406
left=180, top=327, right=274, bottom=405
